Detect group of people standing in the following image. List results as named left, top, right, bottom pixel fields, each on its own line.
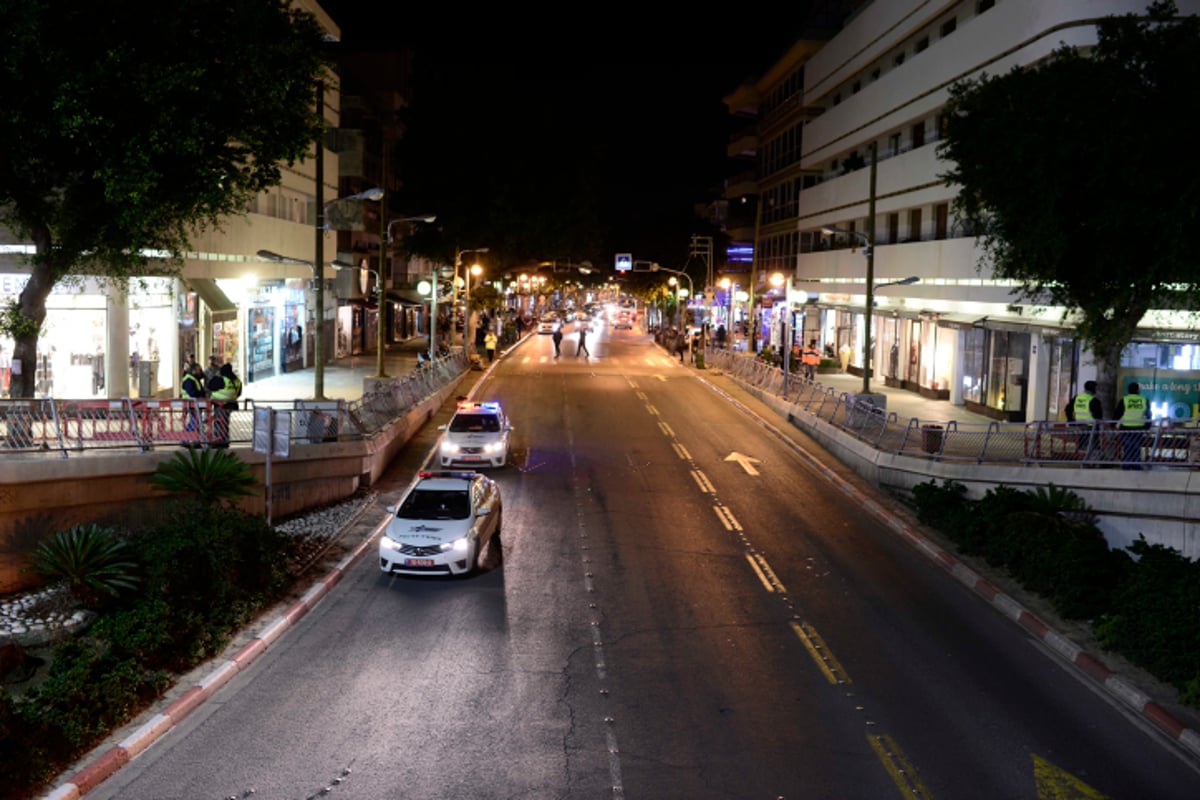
left=1067, top=380, right=1152, bottom=469
left=180, top=354, right=243, bottom=442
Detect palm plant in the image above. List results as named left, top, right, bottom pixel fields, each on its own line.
left=29, top=523, right=140, bottom=605
left=147, top=447, right=259, bottom=507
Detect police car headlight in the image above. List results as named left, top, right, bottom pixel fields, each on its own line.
left=442, top=442, right=460, bottom=454
left=380, top=535, right=400, bottom=551
left=451, top=537, right=470, bottom=553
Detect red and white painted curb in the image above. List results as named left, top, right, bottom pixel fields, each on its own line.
left=42, top=524, right=384, bottom=800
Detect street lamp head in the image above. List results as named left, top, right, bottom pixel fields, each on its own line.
left=355, top=188, right=385, bottom=201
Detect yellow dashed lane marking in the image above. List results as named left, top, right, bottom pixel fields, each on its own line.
left=790, top=620, right=851, bottom=685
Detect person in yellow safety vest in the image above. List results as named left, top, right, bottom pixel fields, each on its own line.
left=801, top=340, right=821, bottom=381
left=207, top=363, right=242, bottom=444
left=1115, top=381, right=1150, bottom=471
left=180, top=362, right=207, bottom=434
left=1066, top=380, right=1103, bottom=462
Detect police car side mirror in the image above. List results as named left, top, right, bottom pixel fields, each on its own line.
left=437, top=424, right=448, bottom=431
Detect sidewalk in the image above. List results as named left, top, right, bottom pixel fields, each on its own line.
left=241, top=336, right=436, bottom=403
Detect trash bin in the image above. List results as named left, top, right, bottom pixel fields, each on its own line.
left=921, top=425, right=943, bottom=454
left=138, top=360, right=158, bottom=397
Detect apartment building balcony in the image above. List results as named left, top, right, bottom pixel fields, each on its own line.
left=724, top=169, right=758, bottom=200
left=727, top=127, right=757, bottom=159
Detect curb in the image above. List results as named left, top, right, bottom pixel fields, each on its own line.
left=686, top=359, right=1200, bottom=766
left=41, top=521, right=386, bottom=800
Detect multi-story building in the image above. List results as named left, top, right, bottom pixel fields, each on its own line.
left=0, top=1, right=431, bottom=401
left=728, top=0, right=1200, bottom=423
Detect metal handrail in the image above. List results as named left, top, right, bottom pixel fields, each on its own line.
left=0, top=349, right=470, bottom=457
left=702, top=346, right=1200, bottom=470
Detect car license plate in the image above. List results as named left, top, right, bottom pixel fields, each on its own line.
left=463, top=455, right=481, bottom=461
left=405, top=558, right=434, bottom=567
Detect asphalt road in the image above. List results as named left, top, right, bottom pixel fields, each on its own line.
left=82, top=323, right=1200, bottom=799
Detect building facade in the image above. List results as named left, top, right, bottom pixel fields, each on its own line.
left=728, top=0, right=1200, bottom=423
left=0, top=1, right=435, bottom=402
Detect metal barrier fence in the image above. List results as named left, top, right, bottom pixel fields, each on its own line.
left=0, top=350, right=469, bottom=458
left=705, top=347, right=1200, bottom=470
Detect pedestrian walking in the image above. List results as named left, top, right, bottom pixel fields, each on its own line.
left=801, top=340, right=821, bottom=381
left=1116, top=382, right=1150, bottom=470
left=576, top=324, right=590, bottom=358
left=484, top=329, right=498, bottom=363
left=1066, top=380, right=1103, bottom=463
left=674, top=329, right=687, bottom=362
left=552, top=326, right=563, bottom=358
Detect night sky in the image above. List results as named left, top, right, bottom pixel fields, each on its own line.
left=319, top=4, right=840, bottom=267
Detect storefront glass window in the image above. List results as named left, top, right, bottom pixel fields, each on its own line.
left=961, top=327, right=985, bottom=403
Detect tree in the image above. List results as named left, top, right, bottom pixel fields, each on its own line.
left=0, top=1, right=329, bottom=398
left=938, top=1, right=1200, bottom=412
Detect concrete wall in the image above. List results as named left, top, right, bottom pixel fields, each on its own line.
left=0, top=375, right=468, bottom=595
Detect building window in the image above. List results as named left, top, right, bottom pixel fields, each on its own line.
left=894, top=52, right=906, bottom=67
left=912, top=121, right=925, bottom=149
left=889, top=132, right=901, bottom=156
left=908, top=208, right=923, bottom=242
left=852, top=80, right=861, bottom=94
left=871, top=68, right=881, bottom=81
left=935, top=203, right=949, bottom=240
left=833, top=92, right=842, bottom=106
left=915, top=36, right=929, bottom=53
left=940, top=18, right=957, bottom=38
left=888, top=213, right=900, bottom=244
left=977, top=0, right=995, bottom=12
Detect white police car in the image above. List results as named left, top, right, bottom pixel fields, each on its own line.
left=438, top=400, right=511, bottom=468
left=380, top=471, right=502, bottom=577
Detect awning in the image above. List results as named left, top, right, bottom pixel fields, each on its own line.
left=935, top=313, right=984, bottom=331
left=184, top=278, right=237, bottom=320
left=387, top=290, right=427, bottom=307
left=976, top=315, right=1071, bottom=335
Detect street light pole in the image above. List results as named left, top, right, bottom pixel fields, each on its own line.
left=455, top=247, right=489, bottom=357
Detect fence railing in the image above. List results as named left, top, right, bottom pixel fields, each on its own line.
left=0, top=350, right=469, bottom=458
left=704, top=347, right=1200, bottom=470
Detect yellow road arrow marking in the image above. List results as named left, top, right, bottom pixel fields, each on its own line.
left=1033, top=754, right=1109, bottom=799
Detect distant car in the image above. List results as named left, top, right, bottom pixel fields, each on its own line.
left=537, top=315, right=559, bottom=334
left=438, top=400, right=511, bottom=468
left=614, top=311, right=633, bottom=330
left=380, top=470, right=502, bottom=577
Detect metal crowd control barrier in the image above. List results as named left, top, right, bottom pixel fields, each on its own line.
left=0, top=349, right=470, bottom=458
left=703, top=346, right=1200, bottom=470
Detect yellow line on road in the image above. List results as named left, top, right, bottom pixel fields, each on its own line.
left=867, top=734, right=933, bottom=800
left=746, top=553, right=787, bottom=594
left=713, top=505, right=742, bottom=532
left=672, top=442, right=691, bottom=460
left=790, top=620, right=851, bottom=685
left=690, top=469, right=715, bottom=493
left=657, top=421, right=674, bottom=437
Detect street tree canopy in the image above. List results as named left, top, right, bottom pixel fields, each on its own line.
left=938, top=1, right=1200, bottom=410
left=0, top=0, right=329, bottom=398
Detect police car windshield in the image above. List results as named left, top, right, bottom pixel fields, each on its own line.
left=397, top=489, right=471, bottom=520
left=449, top=413, right=500, bottom=433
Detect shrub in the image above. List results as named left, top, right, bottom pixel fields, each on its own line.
left=147, top=447, right=259, bottom=506
left=28, top=523, right=140, bottom=608
left=911, top=479, right=972, bottom=533
left=1095, top=537, right=1200, bottom=694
